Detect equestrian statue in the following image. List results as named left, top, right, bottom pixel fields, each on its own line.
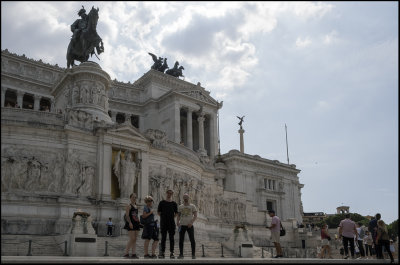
left=66, top=6, right=104, bottom=68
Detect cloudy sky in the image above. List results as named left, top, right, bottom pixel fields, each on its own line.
left=2, top=1, right=398, bottom=223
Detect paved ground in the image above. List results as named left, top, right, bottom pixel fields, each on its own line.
left=1, top=256, right=397, bottom=264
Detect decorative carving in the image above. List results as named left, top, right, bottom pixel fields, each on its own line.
left=145, top=129, right=167, bottom=149
left=67, top=109, right=93, bottom=130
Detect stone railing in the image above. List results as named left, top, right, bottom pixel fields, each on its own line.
left=1, top=107, right=64, bottom=127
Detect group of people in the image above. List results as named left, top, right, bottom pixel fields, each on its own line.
left=122, top=189, right=198, bottom=259
left=332, top=213, right=395, bottom=263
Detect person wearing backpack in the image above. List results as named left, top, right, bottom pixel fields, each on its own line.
left=141, top=195, right=159, bottom=259
left=266, top=210, right=283, bottom=258
left=356, top=222, right=366, bottom=259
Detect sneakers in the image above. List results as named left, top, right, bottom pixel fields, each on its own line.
left=170, top=253, right=175, bottom=259
left=273, top=255, right=283, bottom=258
left=151, top=254, right=157, bottom=259
left=344, top=255, right=349, bottom=259
left=131, top=254, right=139, bottom=259
left=178, top=254, right=184, bottom=259
left=144, top=254, right=151, bottom=259
left=158, top=253, right=165, bottom=259
left=123, top=254, right=130, bottom=258
left=192, top=255, right=196, bottom=259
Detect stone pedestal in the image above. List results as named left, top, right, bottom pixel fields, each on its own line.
left=68, top=211, right=97, bottom=257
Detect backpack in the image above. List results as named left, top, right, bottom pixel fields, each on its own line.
left=359, top=228, right=365, bottom=239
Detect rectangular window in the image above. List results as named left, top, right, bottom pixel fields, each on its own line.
left=267, top=201, right=273, bottom=211
left=264, top=179, right=268, bottom=189
left=272, top=180, right=276, bottom=190
left=268, top=180, right=272, bottom=190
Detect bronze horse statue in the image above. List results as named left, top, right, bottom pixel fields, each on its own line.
left=165, top=61, right=184, bottom=78
left=66, top=7, right=104, bottom=68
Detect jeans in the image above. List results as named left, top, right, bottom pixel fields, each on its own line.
left=378, top=240, right=394, bottom=261
left=365, top=244, right=373, bottom=256
left=179, top=225, right=196, bottom=256
left=107, top=226, right=112, bottom=236
left=357, top=240, right=365, bottom=257
left=342, top=236, right=355, bottom=257
left=160, top=226, right=175, bottom=254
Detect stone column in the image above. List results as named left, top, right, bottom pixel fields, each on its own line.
left=209, top=114, right=217, bottom=158
left=16, top=90, right=24, bottom=108
left=110, top=110, right=116, bottom=122
left=138, top=151, right=149, bottom=204
left=1, top=88, right=6, bottom=107
left=197, top=115, right=207, bottom=155
left=174, top=104, right=181, bottom=143
left=33, top=95, right=41, bottom=111
left=187, top=109, right=193, bottom=150
left=50, top=98, right=55, bottom=112
left=239, top=128, right=245, bottom=153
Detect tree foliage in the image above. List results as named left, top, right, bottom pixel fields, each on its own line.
left=316, top=213, right=369, bottom=229
left=387, top=219, right=398, bottom=240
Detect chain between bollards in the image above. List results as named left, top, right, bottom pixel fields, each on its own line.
left=63, top=241, right=68, bottom=256
left=201, top=244, right=205, bottom=257
left=104, top=241, right=109, bottom=256
left=220, top=243, right=224, bottom=258
left=27, top=240, right=32, bottom=256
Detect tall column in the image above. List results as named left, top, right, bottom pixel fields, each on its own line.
left=33, top=95, right=41, bottom=111
left=50, top=98, right=55, bottom=112
left=1, top=88, right=6, bottom=107
left=138, top=151, right=149, bottom=204
left=16, top=90, right=24, bottom=108
left=174, top=104, right=181, bottom=143
left=187, top=109, right=193, bottom=150
left=197, top=115, right=207, bottom=155
left=239, top=128, right=245, bottom=153
left=209, top=114, right=217, bottom=159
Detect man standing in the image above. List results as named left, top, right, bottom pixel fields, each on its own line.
left=266, top=210, right=283, bottom=258
left=157, top=189, right=178, bottom=259
left=339, top=213, right=358, bottom=259
left=368, top=213, right=381, bottom=259
left=177, top=193, right=198, bottom=259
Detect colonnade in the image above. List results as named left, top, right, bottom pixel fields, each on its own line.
left=2, top=88, right=54, bottom=111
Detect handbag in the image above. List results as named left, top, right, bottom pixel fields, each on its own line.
left=280, top=221, right=286, bottom=236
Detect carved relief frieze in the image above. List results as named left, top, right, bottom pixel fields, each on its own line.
left=66, top=109, right=93, bottom=131
left=1, top=146, right=65, bottom=194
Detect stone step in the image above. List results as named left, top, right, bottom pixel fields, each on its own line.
left=1, top=235, right=64, bottom=256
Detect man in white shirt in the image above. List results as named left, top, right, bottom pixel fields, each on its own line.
left=177, top=193, right=197, bottom=259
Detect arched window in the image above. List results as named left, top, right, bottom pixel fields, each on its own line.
left=4, top=90, right=17, bottom=107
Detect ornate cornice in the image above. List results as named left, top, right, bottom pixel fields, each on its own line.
left=1, top=49, right=65, bottom=72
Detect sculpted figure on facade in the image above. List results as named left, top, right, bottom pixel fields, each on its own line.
left=145, top=129, right=167, bottom=149
left=114, top=150, right=136, bottom=198
left=81, top=166, right=95, bottom=196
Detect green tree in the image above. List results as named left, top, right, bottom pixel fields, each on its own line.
left=318, top=213, right=369, bottom=229
left=387, top=219, right=398, bottom=240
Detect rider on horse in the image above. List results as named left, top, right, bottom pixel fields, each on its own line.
left=71, top=6, right=88, bottom=45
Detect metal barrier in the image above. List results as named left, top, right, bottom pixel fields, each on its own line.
left=201, top=244, right=205, bottom=257
left=220, top=243, right=224, bottom=257
left=1, top=239, right=67, bottom=256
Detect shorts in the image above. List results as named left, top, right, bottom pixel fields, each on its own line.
left=271, top=230, right=280, bottom=243
left=142, top=224, right=159, bottom=241
left=124, top=221, right=140, bottom=231
left=321, top=239, right=330, bottom=246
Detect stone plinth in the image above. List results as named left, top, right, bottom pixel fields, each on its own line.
left=68, top=211, right=97, bottom=257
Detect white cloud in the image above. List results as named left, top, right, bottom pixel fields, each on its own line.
left=323, top=30, right=339, bottom=45
left=295, top=36, right=312, bottom=48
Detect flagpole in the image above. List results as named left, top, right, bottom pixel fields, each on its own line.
left=285, top=123, right=289, bottom=165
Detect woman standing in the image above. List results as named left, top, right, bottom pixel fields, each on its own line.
left=141, top=195, right=159, bottom=258
left=376, top=220, right=394, bottom=263
left=123, top=193, right=140, bottom=258
left=320, top=224, right=333, bottom=259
